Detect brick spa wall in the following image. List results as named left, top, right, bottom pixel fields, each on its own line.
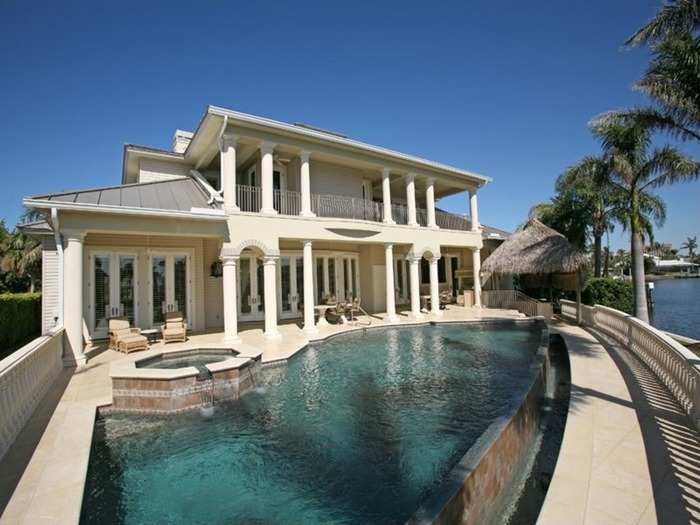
left=408, top=338, right=550, bottom=525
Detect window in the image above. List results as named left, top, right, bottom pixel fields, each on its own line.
left=420, top=257, right=446, bottom=283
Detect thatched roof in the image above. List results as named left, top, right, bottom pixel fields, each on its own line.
left=481, top=218, right=587, bottom=276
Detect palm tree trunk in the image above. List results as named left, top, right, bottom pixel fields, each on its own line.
left=603, top=248, right=610, bottom=277
left=631, top=226, right=649, bottom=322
left=593, top=233, right=602, bottom=277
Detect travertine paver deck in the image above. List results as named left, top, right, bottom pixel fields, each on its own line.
left=538, top=320, right=700, bottom=525
left=0, top=306, right=523, bottom=524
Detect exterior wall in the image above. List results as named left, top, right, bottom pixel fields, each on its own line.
left=310, top=160, right=366, bottom=198
left=204, top=238, right=224, bottom=329
left=138, top=158, right=189, bottom=183
left=40, top=238, right=59, bottom=334
left=83, top=234, right=207, bottom=335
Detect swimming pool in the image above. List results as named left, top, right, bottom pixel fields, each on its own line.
left=82, top=322, right=544, bottom=524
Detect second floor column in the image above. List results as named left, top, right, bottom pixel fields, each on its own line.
left=260, top=141, right=277, bottom=215
left=384, top=244, right=399, bottom=322
left=220, top=134, right=239, bottom=212
left=263, top=255, right=281, bottom=338
left=472, top=248, right=482, bottom=307
left=426, top=177, right=438, bottom=229
left=429, top=254, right=441, bottom=316
left=382, top=168, right=394, bottom=224
left=221, top=254, right=241, bottom=343
left=299, top=151, right=315, bottom=217
left=469, top=189, right=480, bottom=231
left=302, top=240, right=317, bottom=334
left=405, top=173, right=418, bottom=226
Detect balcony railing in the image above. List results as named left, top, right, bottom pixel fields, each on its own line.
left=233, top=184, right=473, bottom=231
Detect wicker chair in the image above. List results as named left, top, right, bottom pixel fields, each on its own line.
left=161, top=312, right=187, bottom=343
left=109, top=318, right=148, bottom=354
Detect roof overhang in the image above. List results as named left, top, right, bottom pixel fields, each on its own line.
left=23, top=198, right=227, bottom=222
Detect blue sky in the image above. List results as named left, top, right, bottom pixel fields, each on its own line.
left=1, top=1, right=698, bottom=250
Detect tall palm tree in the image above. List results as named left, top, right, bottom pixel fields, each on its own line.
left=0, top=232, right=41, bottom=292
left=681, top=236, right=698, bottom=256
left=556, top=156, right=624, bottom=277
left=527, top=188, right=591, bottom=249
left=593, top=123, right=699, bottom=321
left=626, top=0, right=700, bottom=47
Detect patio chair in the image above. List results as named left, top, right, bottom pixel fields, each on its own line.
left=161, top=312, right=187, bottom=343
left=439, top=290, right=453, bottom=310
left=109, top=317, right=148, bottom=354
left=325, top=302, right=346, bottom=324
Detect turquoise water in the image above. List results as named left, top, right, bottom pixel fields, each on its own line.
left=81, top=323, right=542, bottom=524
left=136, top=349, right=235, bottom=370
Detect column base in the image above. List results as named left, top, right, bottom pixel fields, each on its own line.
left=303, top=325, right=319, bottom=336
left=260, top=208, right=278, bottom=215
left=408, top=221, right=419, bottom=227
left=383, top=219, right=396, bottom=225
left=428, top=224, right=440, bottom=230
left=299, top=211, right=316, bottom=218
left=384, top=314, right=400, bottom=323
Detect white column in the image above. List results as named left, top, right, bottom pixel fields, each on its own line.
left=472, top=249, right=482, bottom=307
left=263, top=256, right=280, bottom=337
left=302, top=241, right=317, bottom=334
left=426, top=177, right=437, bottom=228
left=299, top=151, right=315, bottom=217
left=408, top=255, right=421, bottom=318
left=222, top=255, right=240, bottom=343
left=382, top=168, right=394, bottom=224
left=469, top=189, right=480, bottom=231
left=429, top=255, right=441, bottom=315
left=220, top=134, right=239, bottom=212
left=384, top=244, right=399, bottom=322
left=260, top=141, right=277, bottom=215
left=405, top=173, right=418, bottom=226
left=63, top=232, right=85, bottom=366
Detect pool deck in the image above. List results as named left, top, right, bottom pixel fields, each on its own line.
left=2, top=310, right=697, bottom=524
left=0, top=306, right=523, bottom=524
left=538, top=320, right=700, bottom=525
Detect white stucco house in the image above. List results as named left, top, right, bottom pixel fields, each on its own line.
left=22, top=106, right=508, bottom=366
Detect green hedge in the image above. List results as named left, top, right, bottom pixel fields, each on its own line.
left=581, top=278, right=634, bottom=315
left=0, top=293, right=41, bottom=354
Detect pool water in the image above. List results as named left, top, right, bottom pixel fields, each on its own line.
left=136, top=349, right=235, bottom=370
left=81, top=323, right=543, bottom=524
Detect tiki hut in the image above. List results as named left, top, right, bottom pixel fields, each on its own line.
left=481, top=218, right=588, bottom=322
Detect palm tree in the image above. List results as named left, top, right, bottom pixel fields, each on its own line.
left=0, top=232, right=41, bottom=292
left=626, top=0, right=700, bottom=47
left=527, top=188, right=591, bottom=249
left=593, top=123, right=699, bottom=321
left=681, top=236, right=698, bottom=257
left=556, top=156, right=624, bottom=277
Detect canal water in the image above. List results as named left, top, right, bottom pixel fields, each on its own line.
left=650, top=278, right=700, bottom=340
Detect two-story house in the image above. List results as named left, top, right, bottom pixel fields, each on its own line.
left=22, top=106, right=508, bottom=366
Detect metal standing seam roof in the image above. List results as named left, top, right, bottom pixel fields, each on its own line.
left=28, top=177, right=220, bottom=212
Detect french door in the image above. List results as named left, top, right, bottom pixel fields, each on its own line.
left=278, top=254, right=303, bottom=319
left=150, top=253, right=191, bottom=327
left=89, top=252, right=138, bottom=338
left=313, top=254, right=360, bottom=303
left=238, top=255, right=265, bottom=321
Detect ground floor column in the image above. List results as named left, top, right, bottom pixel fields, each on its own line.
left=222, top=255, right=240, bottom=343
left=302, top=240, right=317, bottom=334
left=263, top=255, right=280, bottom=338
left=408, top=255, right=421, bottom=318
left=384, top=244, right=399, bottom=322
left=472, top=248, right=482, bottom=307
left=63, top=231, right=85, bottom=366
left=429, top=254, right=441, bottom=315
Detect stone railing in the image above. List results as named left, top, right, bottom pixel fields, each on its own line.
left=483, top=290, right=553, bottom=319
left=561, top=300, right=700, bottom=429
left=0, top=327, right=65, bottom=460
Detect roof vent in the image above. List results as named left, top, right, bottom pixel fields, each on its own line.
left=172, top=129, right=194, bottom=153
left=293, top=122, right=348, bottom=139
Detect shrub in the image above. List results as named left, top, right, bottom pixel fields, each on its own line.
left=0, top=292, right=41, bottom=355
left=581, top=278, right=634, bottom=314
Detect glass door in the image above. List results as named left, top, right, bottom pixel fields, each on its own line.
left=150, top=253, right=191, bottom=327
left=278, top=255, right=302, bottom=319
left=90, top=252, right=137, bottom=338
left=238, top=254, right=264, bottom=321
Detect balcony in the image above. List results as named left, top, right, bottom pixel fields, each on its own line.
left=234, top=184, right=473, bottom=231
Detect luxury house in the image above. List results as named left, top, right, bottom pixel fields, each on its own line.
left=22, top=106, right=508, bottom=366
